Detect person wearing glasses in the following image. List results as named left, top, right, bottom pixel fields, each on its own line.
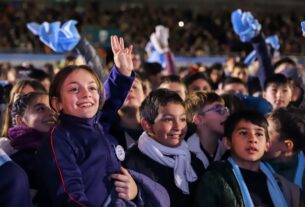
left=185, top=91, right=230, bottom=169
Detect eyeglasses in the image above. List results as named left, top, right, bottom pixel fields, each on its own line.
left=198, top=104, right=230, bottom=116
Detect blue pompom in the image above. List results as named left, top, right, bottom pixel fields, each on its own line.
left=301, top=21, right=305, bottom=33
left=231, top=9, right=261, bottom=42
left=27, top=20, right=80, bottom=53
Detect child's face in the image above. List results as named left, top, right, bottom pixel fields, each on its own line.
left=58, top=69, right=100, bottom=118
left=231, top=67, right=248, bottom=83
left=222, top=83, right=248, bottom=95
left=123, top=78, right=145, bottom=108
left=159, top=82, right=186, bottom=100
left=187, top=79, right=211, bottom=93
left=22, top=95, right=56, bottom=133
left=263, top=83, right=292, bottom=109
left=227, top=120, right=269, bottom=170
left=263, top=118, right=286, bottom=160
left=196, top=102, right=229, bottom=136
left=147, top=102, right=187, bottom=147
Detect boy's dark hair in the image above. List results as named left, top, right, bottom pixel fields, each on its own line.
left=221, top=93, right=245, bottom=114
left=224, top=110, right=269, bottom=141
left=160, top=75, right=184, bottom=85
left=183, top=72, right=211, bottom=88
left=263, top=73, right=291, bottom=91
left=268, top=108, right=305, bottom=152
left=140, top=88, right=184, bottom=124
left=142, top=62, right=163, bottom=76
left=222, top=77, right=247, bottom=89
left=273, top=57, right=296, bottom=70
left=11, top=91, right=48, bottom=126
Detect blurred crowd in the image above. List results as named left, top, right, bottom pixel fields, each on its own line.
left=0, top=1, right=305, bottom=56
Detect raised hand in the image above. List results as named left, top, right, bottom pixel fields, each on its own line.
left=111, top=167, right=138, bottom=200
left=111, top=35, right=134, bottom=76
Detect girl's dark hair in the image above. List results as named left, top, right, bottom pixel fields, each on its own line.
left=140, top=88, right=184, bottom=124
left=224, top=110, right=269, bottom=141
left=1, top=79, right=46, bottom=137
left=49, top=65, right=104, bottom=111
left=268, top=108, right=305, bottom=152
left=11, top=92, right=48, bottom=126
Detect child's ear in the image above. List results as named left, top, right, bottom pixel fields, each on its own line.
left=265, top=141, right=271, bottom=152
left=140, top=118, right=153, bottom=132
left=193, top=114, right=201, bottom=125
left=51, top=97, right=62, bottom=113
left=223, top=136, right=231, bottom=150
left=283, top=139, right=294, bottom=153
left=15, top=115, right=25, bottom=126
left=262, top=91, right=266, bottom=98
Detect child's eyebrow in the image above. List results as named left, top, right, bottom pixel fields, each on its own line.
left=235, top=127, right=264, bottom=132
left=66, top=81, right=96, bottom=85
left=162, top=113, right=186, bottom=117
left=32, top=103, right=47, bottom=108
left=235, top=127, right=248, bottom=131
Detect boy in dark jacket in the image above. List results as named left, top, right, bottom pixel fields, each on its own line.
left=194, top=110, right=303, bottom=207
left=124, top=88, right=205, bottom=207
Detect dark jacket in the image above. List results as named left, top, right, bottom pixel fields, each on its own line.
left=34, top=66, right=135, bottom=207
left=110, top=115, right=143, bottom=150
left=0, top=157, right=33, bottom=207
left=194, top=160, right=304, bottom=207
left=124, top=145, right=205, bottom=207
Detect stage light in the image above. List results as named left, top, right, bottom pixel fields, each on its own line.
left=178, top=21, right=184, bottom=27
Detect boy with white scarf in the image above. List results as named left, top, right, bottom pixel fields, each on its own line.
left=124, top=88, right=205, bottom=207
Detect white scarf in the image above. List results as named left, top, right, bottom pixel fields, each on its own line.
left=187, top=133, right=225, bottom=168
left=138, top=132, right=198, bottom=194
left=228, top=157, right=288, bottom=207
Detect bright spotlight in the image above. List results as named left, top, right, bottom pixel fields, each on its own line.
left=178, top=21, right=184, bottom=27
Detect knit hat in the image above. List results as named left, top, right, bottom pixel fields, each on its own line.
left=235, top=93, right=273, bottom=116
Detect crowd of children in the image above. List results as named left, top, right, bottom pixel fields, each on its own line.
left=1, top=7, right=305, bottom=207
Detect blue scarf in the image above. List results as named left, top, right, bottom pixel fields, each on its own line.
left=294, top=152, right=305, bottom=188
left=228, top=157, right=288, bottom=207
left=268, top=152, right=305, bottom=189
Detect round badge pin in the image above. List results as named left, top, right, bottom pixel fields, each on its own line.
left=115, top=145, right=125, bottom=161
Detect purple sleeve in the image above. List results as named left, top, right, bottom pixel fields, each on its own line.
left=100, top=66, right=135, bottom=132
